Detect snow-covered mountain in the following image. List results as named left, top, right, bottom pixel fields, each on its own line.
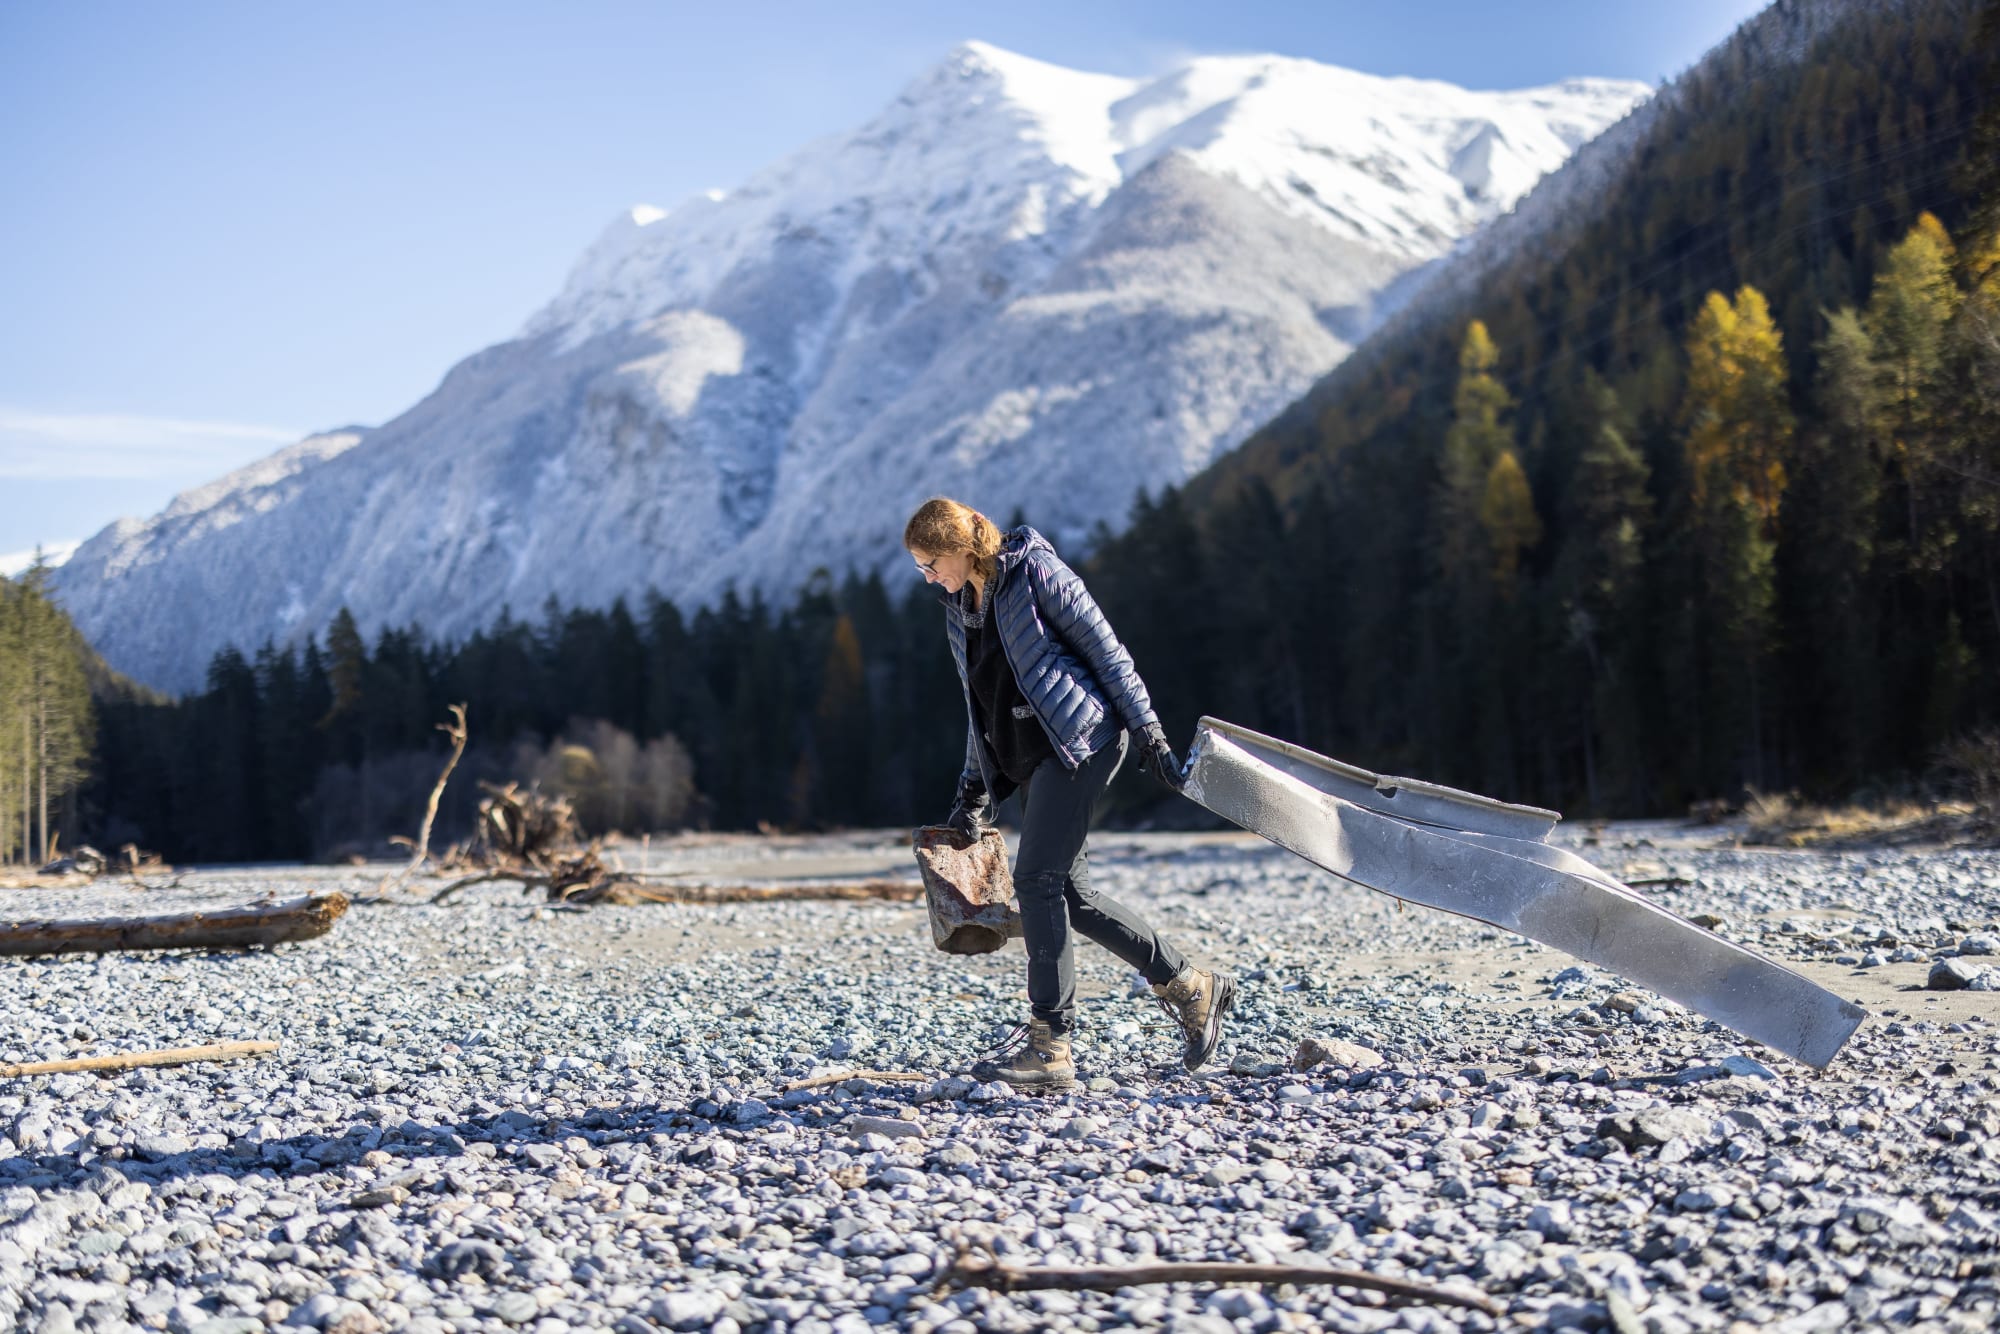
left=52, top=41, right=1647, bottom=693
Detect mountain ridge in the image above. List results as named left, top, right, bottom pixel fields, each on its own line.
left=51, top=41, right=1646, bottom=693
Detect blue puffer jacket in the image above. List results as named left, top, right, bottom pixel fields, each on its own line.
left=945, top=527, right=1160, bottom=791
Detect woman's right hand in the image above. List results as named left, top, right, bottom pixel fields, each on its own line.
left=946, top=776, right=992, bottom=840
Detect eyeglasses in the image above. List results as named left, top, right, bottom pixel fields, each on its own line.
left=914, top=555, right=943, bottom=577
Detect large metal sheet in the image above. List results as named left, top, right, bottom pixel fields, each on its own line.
left=1182, top=717, right=1866, bottom=1069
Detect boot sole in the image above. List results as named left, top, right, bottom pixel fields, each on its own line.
left=1186, top=975, right=1237, bottom=1072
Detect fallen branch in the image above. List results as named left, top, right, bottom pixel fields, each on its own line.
left=1, top=1040, right=280, bottom=1078
left=782, top=1069, right=932, bottom=1092
left=941, top=1252, right=1500, bottom=1315
left=603, top=879, right=920, bottom=906
left=0, top=891, right=348, bottom=956
left=378, top=704, right=471, bottom=897
left=429, top=851, right=617, bottom=905
left=122, top=843, right=170, bottom=883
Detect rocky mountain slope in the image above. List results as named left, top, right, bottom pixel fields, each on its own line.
left=52, top=42, right=1645, bottom=692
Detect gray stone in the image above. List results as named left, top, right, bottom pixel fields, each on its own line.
left=1674, top=1185, right=1735, bottom=1212
left=426, top=1238, right=506, bottom=1280
left=1928, top=958, right=1986, bottom=990
left=283, top=1293, right=376, bottom=1330
left=1291, top=1037, right=1383, bottom=1071
left=489, top=1291, right=540, bottom=1324
left=651, top=1290, right=727, bottom=1329
left=847, top=1116, right=923, bottom=1141
left=1720, top=1053, right=1778, bottom=1080
left=1528, top=1199, right=1573, bottom=1239
left=1597, top=1106, right=1711, bottom=1149
left=133, top=1134, right=194, bottom=1160
left=1201, top=1160, right=1252, bottom=1187
left=518, top=1142, right=565, bottom=1170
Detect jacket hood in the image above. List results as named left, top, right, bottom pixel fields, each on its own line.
left=993, top=525, right=1048, bottom=575
left=940, top=525, right=1048, bottom=617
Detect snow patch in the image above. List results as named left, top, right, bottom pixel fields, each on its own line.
left=45, top=42, right=1649, bottom=692
left=0, top=541, right=79, bottom=579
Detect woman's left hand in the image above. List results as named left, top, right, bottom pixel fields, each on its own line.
left=1135, top=724, right=1184, bottom=794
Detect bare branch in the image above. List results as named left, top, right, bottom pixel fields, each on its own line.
left=375, top=704, right=472, bottom=897
left=1, top=1040, right=280, bottom=1078
left=940, top=1252, right=1501, bottom=1316
left=781, top=1069, right=932, bottom=1092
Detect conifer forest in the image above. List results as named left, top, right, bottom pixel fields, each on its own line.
left=8, top=0, right=1999, bottom=864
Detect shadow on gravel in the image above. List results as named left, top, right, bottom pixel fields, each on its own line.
left=1, top=1085, right=1021, bottom=1198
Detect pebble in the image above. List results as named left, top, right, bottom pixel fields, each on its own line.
left=1290, top=1035, right=1383, bottom=1071
left=847, top=1115, right=923, bottom=1141
left=1597, top=1105, right=1711, bottom=1148
left=0, top=833, right=1992, bottom=1333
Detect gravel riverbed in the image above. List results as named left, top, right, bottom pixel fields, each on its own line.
left=2, top=824, right=1997, bottom=1334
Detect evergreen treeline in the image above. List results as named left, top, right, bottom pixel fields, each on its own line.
left=82, top=576, right=988, bottom=862
left=57, top=0, right=2000, bottom=853
left=1085, top=0, right=2000, bottom=814
left=0, top=562, right=96, bottom=865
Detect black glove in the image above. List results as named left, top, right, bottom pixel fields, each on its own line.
left=945, top=775, right=993, bottom=842
left=1134, top=723, right=1184, bottom=793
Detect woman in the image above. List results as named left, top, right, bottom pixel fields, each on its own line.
left=905, top=497, right=1234, bottom=1092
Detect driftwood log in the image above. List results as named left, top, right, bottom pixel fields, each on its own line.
left=0, top=1041, right=281, bottom=1078
left=942, top=1253, right=1501, bottom=1315
left=0, top=891, right=348, bottom=956
left=913, top=825, right=1019, bottom=954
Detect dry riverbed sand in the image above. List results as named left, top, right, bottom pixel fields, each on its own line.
left=1, top=823, right=1996, bottom=1334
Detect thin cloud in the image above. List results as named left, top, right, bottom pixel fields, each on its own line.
left=0, top=409, right=302, bottom=480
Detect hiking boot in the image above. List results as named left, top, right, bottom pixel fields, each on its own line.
left=1153, top=966, right=1236, bottom=1072
left=969, top=1017, right=1076, bottom=1093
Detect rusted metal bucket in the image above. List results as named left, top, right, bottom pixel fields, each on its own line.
left=913, top=826, right=1020, bottom=955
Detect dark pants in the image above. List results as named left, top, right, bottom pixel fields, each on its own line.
left=1013, top=732, right=1186, bottom=1034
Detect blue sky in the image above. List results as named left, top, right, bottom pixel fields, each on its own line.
left=0, top=0, right=1771, bottom=566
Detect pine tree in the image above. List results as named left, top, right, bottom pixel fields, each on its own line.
left=1681, top=286, right=1795, bottom=790
left=1438, top=321, right=1514, bottom=580
left=1684, top=288, right=1793, bottom=530
left=1951, top=218, right=2000, bottom=653
left=0, top=579, right=25, bottom=864
left=1555, top=381, right=1654, bottom=808
left=1429, top=320, right=1530, bottom=791
left=1795, top=306, right=1887, bottom=782
left=810, top=614, right=868, bottom=825
left=0, top=562, right=96, bottom=864
left=322, top=608, right=366, bottom=732
left=1479, top=450, right=1543, bottom=591
left=1866, top=213, right=1963, bottom=573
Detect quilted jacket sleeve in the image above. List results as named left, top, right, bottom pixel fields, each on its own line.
left=1026, top=549, right=1160, bottom=736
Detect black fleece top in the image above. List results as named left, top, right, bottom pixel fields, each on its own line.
left=962, top=588, right=1055, bottom=785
